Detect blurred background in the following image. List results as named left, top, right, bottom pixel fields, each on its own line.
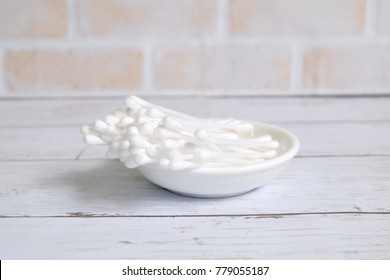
left=0, top=0, right=389, bottom=97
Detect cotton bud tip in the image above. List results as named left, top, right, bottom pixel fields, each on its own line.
left=120, top=140, right=130, bottom=150
left=129, top=147, right=145, bottom=156
left=147, top=107, right=164, bottom=119
left=101, top=133, right=114, bottom=142
left=104, top=115, right=119, bottom=126
left=140, top=122, right=154, bottom=135
left=80, top=125, right=92, bottom=135
left=94, top=119, right=108, bottom=132
left=236, top=123, right=254, bottom=136
left=263, top=150, right=278, bottom=158
left=119, top=117, right=134, bottom=128
left=136, top=116, right=148, bottom=125
left=125, top=97, right=141, bottom=111
left=268, top=141, right=280, bottom=149
left=155, top=127, right=170, bottom=138
left=194, top=129, right=209, bottom=141
left=146, top=145, right=161, bottom=157
left=162, top=139, right=179, bottom=149
left=165, top=149, right=181, bottom=161
left=106, top=126, right=120, bottom=136
left=134, top=154, right=151, bottom=165
left=114, top=109, right=127, bottom=119
left=163, top=116, right=184, bottom=130
left=136, top=108, right=147, bottom=118
left=258, top=135, right=272, bottom=142
left=194, top=149, right=216, bottom=161
left=84, top=135, right=105, bottom=145
left=159, top=158, right=170, bottom=169
left=127, top=126, right=139, bottom=136
left=124, top=159, right=138, bottom=169
left=128, top=134, right=150, bottom=148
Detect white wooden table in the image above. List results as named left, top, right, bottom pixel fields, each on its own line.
left=1, top=96, right=389, bottom=259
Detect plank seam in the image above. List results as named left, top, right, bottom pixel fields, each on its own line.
left=1, top=94, right=390, bottom=101
left=1, top=212, right=390, bottom=219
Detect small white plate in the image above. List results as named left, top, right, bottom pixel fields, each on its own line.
left=137, top=121, right=300, bottom=198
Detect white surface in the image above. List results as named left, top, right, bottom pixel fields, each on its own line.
left=1, top=215, right=390, bottom=259
left=0, top=96, right=389, bottom=259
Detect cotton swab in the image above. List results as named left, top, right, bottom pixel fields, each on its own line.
left=81, top=96, right=281, bottom=170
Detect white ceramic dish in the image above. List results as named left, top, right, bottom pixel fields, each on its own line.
left=137, top=120, right=300, bottom=198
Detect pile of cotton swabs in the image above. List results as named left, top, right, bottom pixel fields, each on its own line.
left=81, top=96, right=280, bottom=170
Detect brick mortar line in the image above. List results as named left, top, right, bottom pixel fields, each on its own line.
left=1, top=89, right=390, bottom=98
left=0, top=47, right=6, bottom=94
left=1, top=36, right=390, bottom=50
left=290, top=45, right=304, bottom=92
left=216, top=0, right=228, bottom=39
left=67, top=0, right=78, bottom=39
left=142, top=43, right=153, bottom=91
left=364, top=0, right=377, bottom=36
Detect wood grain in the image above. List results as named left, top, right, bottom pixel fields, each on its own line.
left=1, top=157, right=389, bottom=217
left=1, top=96, right=389, bottom=259
left=1, top=122, right=389, bottom=160
left=1, top=215, right=389, bottom=259
left=0, top=97, right=390, bottom=127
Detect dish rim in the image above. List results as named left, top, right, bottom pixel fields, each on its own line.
left=138, top=120, right=300, bottom=174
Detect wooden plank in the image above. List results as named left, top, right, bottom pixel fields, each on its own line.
left=1, top=97, right=390, bottom=127
left=1, top=157, right=389, bottom=217
left=1, top=122, right=389, bottom=160
left=1, top=215, right=389, bottom=259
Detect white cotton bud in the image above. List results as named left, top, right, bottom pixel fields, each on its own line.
left=163, top=116, right=184, bottom=130
left=235, top=123, right=254, bottom=136
left=129, top=147, right=145, bottom=156
left=263, top=150, right=278, bottom=159
left=106, top=126, right=120, bottom=136
left=80, top=125, right=92, bottom=135
left=194, top=149, right=216, bottom=161
left=127, top=126, right=139, bottom=136
left=155, top=127, right=173, bottom=138
left=101, top=133, right=114, bottom=142
left=105, top=115, right=119, bottom=126
left=128, top=134, right=150, bottom=148
left=162, top=139, right=179, bottom=149
left=94, top=119, right=108, bottom=132
left=159, top=158, right=170, bottom=169
left=134, top=153, right=151, bottom=165
left=136, top=116, right=148, bottom=124
left=120, top=140, right=130, bottom=150
left=125, top=97, right=141, bottom=111
left=124, top=158, right=138, bottom=169
left=119, top=117, right=134, bottom=128
left=194, top=129, right=209, bottom=141
left=140, top=122, right=154, bottom=135
left=147, top=107, right=164, bottom=119
left=147, top=145, right=163, bottom=158
left=114, top=109, right=127, bottom=119
left=84, top=135, right=105, bottom=145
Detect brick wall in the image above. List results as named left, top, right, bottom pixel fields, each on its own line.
left=0, top=0, right=389, bottom=96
